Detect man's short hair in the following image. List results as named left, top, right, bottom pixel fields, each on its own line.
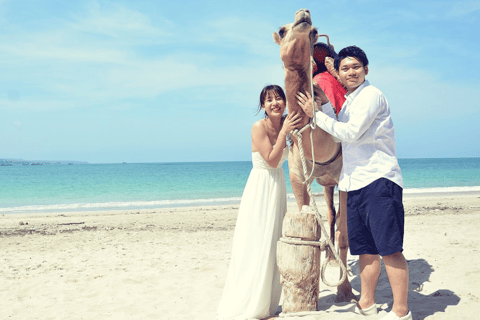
left=334, top=46, right=369, bottom=71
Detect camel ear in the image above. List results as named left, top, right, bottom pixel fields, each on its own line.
left=313, top=30, right=319, bottom=44
left=273, top=32, right=282, bottom=45
left=325, top=57, right=342, bottom=83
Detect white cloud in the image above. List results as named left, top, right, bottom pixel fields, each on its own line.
left=0, top=98, right=81, bottom=111
left=368, top=64, right=479, bottom=138
left=449, top=1, right=480, bottom=17
left=0, top=2, right=177, bottom=66
left=0, top=2, right=289, bottom=114
left=390, top=2, right=479, bottom=21
left=0, top=47, right=284, bottom=111
left=66, top=56, right=284, bottom=104
left=13, top=121, right=21, bottom=128
left=1, top=40, right=128, bottom=64
left=196, top=17, right=279, bottom=56
left=68, top=1, right=174, bottom=42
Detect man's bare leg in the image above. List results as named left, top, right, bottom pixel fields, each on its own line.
left=357, top=254, right=381, bottom=309
left=382, top=251, right=409, bottom=317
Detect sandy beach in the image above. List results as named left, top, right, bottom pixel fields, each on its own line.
left=1, top=193, right=480, bottom=319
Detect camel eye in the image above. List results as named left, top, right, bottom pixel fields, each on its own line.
left=278, top=28, right=286, bottom=37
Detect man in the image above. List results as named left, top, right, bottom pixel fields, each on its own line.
left=297, top=46, right=412, bottom=320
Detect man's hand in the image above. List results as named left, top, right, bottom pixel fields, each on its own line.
left=312, top=82, right=329, bottom=105
left=296, top=83, right=329, bottom=118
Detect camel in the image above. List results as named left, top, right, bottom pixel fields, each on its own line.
left=273, top=8, right=356, bottom=302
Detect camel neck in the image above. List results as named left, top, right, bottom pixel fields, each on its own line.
left=284, top=68, right=311, bottom=116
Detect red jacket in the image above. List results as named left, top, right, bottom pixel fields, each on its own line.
left=313, top=71, right=346, bottom=115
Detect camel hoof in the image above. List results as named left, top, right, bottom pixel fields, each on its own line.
left=334, top=290, right=358, bottom=303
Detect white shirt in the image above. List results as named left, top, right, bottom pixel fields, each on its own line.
left=314, top=80, right=403, bottom=192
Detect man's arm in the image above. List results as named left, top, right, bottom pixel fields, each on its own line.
left=314, top=89, right=385, bottom=143
left=320, top=102, right=337, bottom=119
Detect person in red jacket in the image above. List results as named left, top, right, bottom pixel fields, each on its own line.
left=312, top=42, right=346, bottom=114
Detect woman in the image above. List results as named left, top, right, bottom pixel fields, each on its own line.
left=217, top=85, right=301, bottom=320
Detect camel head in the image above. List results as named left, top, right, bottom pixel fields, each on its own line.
left=273, top=9, right=319, bottom=71
left=273, top=9, right=319, bottom=123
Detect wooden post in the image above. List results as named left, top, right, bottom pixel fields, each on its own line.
left=277, top=206, right=321, bottom=313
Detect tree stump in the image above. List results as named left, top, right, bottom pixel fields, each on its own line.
left=277, top=206, right=321, bottom=313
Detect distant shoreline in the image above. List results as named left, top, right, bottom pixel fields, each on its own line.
left=0, top=158, right=88, bottom=166
left=1, top=156, right=479, bottom=166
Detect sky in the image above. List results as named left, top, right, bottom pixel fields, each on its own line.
left=1, top=0, right=479, bottom=163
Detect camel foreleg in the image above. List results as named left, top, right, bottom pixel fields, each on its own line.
left=288, top=145, right=311, bottom=211
left=322, top=186, right=337, bottom=262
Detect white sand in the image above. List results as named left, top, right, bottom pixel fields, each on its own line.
left=1, top=193, right=480, bottom=319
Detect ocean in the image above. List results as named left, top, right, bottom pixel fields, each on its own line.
left=1, top=158, right=479, bottom=214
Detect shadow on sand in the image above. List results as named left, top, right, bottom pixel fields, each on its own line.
left=317, top=258, right=460, bottom=319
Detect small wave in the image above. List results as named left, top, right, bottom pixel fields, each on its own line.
left=292, top=186, right=480, bottom=196
left=404, top=186, right=480, bottom=194
left=0, top=197, right=243, bottom=214
left=287, top=192, right=324, bottom=199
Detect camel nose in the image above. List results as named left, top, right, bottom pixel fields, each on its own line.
left=295, top=8, right=309, bottom=15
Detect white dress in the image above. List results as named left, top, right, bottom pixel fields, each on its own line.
left=217, top=147, right=288, bottom=320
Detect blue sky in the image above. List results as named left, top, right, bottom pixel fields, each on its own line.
left=1, top=0, right=479, bottom=163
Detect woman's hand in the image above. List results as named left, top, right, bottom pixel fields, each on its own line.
left=282, top=111, right=302, bottom=134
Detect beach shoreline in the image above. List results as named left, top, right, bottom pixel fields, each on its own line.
left=2, top=189, right=479, bottom=217
left=1, top=192, right=479, bottom=319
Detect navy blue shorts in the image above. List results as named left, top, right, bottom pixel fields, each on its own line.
left=347, top=178, right=405, bottom=256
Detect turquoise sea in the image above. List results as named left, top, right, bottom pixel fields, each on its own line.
left=1, top=158, right=479, bottom=214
